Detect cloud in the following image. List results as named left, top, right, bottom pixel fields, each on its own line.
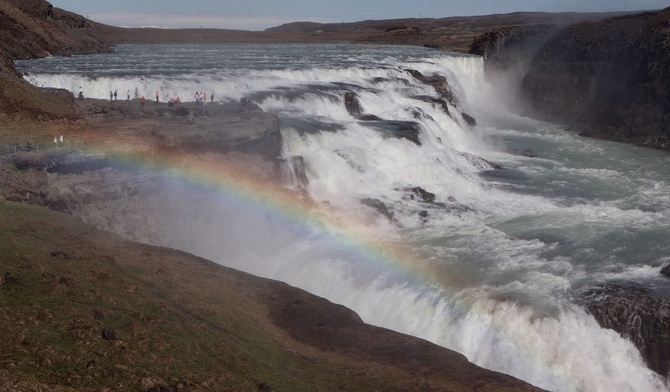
left=85, top=12, right=334, bottom=31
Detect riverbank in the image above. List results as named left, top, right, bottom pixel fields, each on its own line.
left=2, top=1, right=669, bottom=389
left=0, top=89, right=549, bottom=391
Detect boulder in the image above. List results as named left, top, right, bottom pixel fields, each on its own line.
left=360, top=198, right=395, bottom=223
left=461, top=112, right=477, bottom=127
left=400, top=186, right=436, bottom=202
left=410, top=95, right=450, bottom=115
left=661, top=264, right=670, bottom=278
left=406, top=69, right=456, bottom=105
left=575, top=283, right=670, bottom=376
left=344, top=92, right=363, bottom=117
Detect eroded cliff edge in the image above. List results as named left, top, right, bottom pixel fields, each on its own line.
left=472, top=7, right=670, bottom=151
left=470, top=7, right=670, bottom=377
left=0, top=1, right=548, bottom=391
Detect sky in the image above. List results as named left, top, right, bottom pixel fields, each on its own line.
left=50, top=0, right=669, bottom=31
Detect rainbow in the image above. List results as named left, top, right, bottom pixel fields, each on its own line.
left=70, top=138, right=664, bottom=392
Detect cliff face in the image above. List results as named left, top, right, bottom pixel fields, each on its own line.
left=516, top=8, right=670, bottom=150
left=0, top=0, right=112, bottom=129
left=470, top=9, right=670, bottom=376
left=0, top=0, right=110, bottom=61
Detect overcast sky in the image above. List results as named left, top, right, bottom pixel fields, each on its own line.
left=50, top=0, right=668, bottom=31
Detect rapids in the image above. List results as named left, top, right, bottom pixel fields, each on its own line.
left=16, top=43, right=670, bottom=391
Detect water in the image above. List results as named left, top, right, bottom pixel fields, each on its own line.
left=16, top=44, right=670, bottom=391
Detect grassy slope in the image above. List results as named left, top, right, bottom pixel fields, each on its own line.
left=0, top=3, right=549, bottom=390
left=0, top=201, right=543, bottom=392
left=0, top=200, right=355, bottom=391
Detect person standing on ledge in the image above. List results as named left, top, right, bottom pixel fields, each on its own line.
left=127, top=90, right=131, bottom=101
left=109, top=91, right=113, bottom=102
left=155, top=91, right=160, bottom=103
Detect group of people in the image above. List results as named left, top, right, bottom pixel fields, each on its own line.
left=107, top=89, right=134, bottom=102
left=79, top=87, right=217, bottom=106
left=53, top=135, right=64, bottom=147
left=195, top=91, right=213, bottom=105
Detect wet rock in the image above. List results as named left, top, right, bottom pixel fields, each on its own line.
left=86, top=360, right=96, bottom=369
left=410, top=95, right=450, bottom=115
left=277, top=156, right=309, bottom=189
left=342, top=93, right=422, bottom=144
left=344, top=92, right=363, bottom=117
left=401, top=187, right=436, bottom=203
left=363, top=120, right=422, bottom=145
left=461, top=112, right=477, bottom=127
left=660, top=264, right=670, bottom=278
left=406, top=69, right=456, bottom=105
left=357, top=114, right=383, bottom=121
left=457, top=151, right=504, bottom=170
left=360, top=198, right=395, bottom=223
left=575, top=283, right=670, bottom=376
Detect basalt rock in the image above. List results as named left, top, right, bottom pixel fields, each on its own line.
left=469, top=24, right=561, bottom=75
left=278, top=156, right=309, bottom=189
left=575, top=283, right=670, bottom=376
left=400, top=186, right=436, bottom=203
left=410, top=95, right=450, bottom=115
left=360, top=198, right=395, bottom=223
left=661, top=264, right=670, bottom=279
left=344, top=92, right=363, bottom=117
left=517, top=8, right=670, bottom=151
left=406, top=69, right=457, bottom=106
left=342, top=92, right=422, bottom=145
left=461, top=112, right=477, bottom=127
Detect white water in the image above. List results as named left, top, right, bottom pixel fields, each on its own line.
left=16, top=44, right=670, bottom=391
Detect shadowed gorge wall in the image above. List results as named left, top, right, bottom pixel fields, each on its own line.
left=517, top=8, right=670, bottom=150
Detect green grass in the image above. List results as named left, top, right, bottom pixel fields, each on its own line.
left=0, top=201, right=381, bottom=391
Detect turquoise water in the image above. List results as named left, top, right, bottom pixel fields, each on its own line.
left=16, top=44, right=670, bottom=391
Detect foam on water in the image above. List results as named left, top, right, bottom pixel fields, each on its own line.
left=16, top=44, right=670, bottom=391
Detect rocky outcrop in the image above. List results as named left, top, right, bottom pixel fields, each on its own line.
left=5, top=0, right=52, bottom=20
left=406, top=69, right=457, bottom=105
left=469, top=25, right=560, bottom=73
left=343, top=92, right=422, bottom=145
left=576, top=284, right=670, bottom=376
left=268, top=282, right=545, bottom=392
left=78, top=98, right=282, bottom=159
left=517, top=8, right=670, bottom=151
